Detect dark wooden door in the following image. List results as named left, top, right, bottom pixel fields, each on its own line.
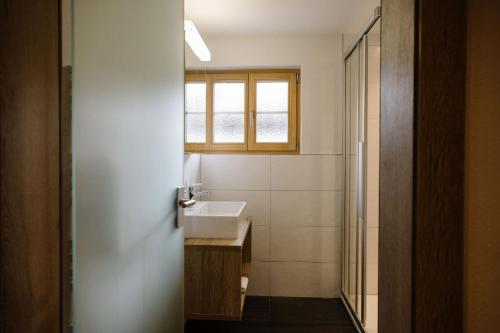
left=0, top=0, right=61, bottom=332
left=379, top=0, right=466, bottom=332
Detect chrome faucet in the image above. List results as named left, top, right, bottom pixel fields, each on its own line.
left=188, top=183, right=210, bottom=199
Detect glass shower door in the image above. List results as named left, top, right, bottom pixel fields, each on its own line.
left=342, top=35, right=368, bottom=325
left=341, top=9, right=380, bottom=332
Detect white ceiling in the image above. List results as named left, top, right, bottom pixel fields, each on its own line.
left=185, top=0, right=380, bottom=36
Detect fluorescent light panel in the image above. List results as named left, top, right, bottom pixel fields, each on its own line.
left=184, top=20, right=211, bottom=62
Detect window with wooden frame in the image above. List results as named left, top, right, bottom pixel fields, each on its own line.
left=185, top=70, right=300, bottom=153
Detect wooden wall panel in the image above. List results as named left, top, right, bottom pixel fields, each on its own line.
left=61, top=66, right=73, bottom=332
left=464, top=0, right=500, bottom=331
left=380, top=0, right=466, bottom=331
left=414, top=0, right=466, bottom=331
left=379, top=0, right=415, bottom=332
left=0, top=0, right=61, bottom=332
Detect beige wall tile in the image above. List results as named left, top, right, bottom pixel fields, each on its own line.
left=367, top=190, right=379, bottom=227
left=271, top=191, right=341, bottom=227
left=270, top=226, right=340, bottom=263
left=201, top=154, right=270, bottom=190
left=367, top=117, right=380, bottom=193
left=252, top=226, right=270, bottom=261
left=367, top=227, right=379, bottom=265
left=271, top=155, right=342, bottom=191
left=247, top=261, right=270, bottom=296
left=366, top=263, right=378, bottom=295
left=270, top=262, right=339, bottom=298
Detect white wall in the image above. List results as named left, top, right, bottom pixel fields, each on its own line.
left=74, top=1, right=185, bottom=332
left=185, top=34, right=344, bottom=298
left=184, top=153, right=201, bottom=187
left=187, top=34, right=344, bottom=155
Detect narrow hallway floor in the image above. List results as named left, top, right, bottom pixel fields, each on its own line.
left=185, top=296, right=357, bottom=333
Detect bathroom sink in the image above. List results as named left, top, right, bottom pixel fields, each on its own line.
left=183, top=201, right=247, bottom=239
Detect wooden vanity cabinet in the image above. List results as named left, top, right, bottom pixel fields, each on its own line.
left=184, top=219, right=252, bottom=321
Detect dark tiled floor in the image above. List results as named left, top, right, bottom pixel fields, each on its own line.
left=185, top=297, right=357, bottom=333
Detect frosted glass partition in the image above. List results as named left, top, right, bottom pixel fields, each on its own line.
left=256, top=81, right=289, bottom=142
left=213, top=82, right=245, bottom=143
left=73, top=0, right=185, bottom=331
left=186, top=82, right=207, bottom=143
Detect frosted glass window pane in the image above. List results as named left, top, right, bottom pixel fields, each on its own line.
left=256, top=81, right=289, bottom=143
left=214, top=83, right=245, bottom=112
left=186, top=114, right=206, bottom=143
left=213, top=114, right=244, bottom=143
left=256, top=82, right=288, bottom=112
left=256, top=114, right=288, bottom=143
left=185, top=82, right=206, bottom=143
left=213, top=82, right=245, bottom=143
left=185, top=83, right=206, bottom=113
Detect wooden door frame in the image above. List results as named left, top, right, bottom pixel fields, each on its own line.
left=0, top=0, right=63, bottom=331
left=379, top=0, right=466, bottom=332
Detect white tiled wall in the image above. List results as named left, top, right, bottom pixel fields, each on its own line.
left=202, top=155, right=270, bottom=190
left=271, top=155, right=343, bottom=191
left=183, top=153, right=201, bottom=188
left=270, top=262, right=339, bottom=298
left=270, top=226, right=340, bottom=263
left=195, top=154, right=343, bottom=298
left=271, top=191, right=342, bottom=227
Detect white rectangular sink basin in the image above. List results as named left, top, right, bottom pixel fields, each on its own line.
left=183, top=201, right=247, bottom=239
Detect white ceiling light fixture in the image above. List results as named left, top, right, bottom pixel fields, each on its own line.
left=184, top=20, right=211, bottom=62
